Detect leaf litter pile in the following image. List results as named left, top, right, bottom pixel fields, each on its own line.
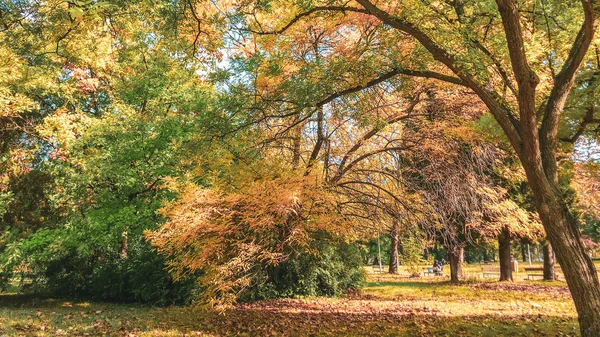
left=0, top=275, right=579, bottom=336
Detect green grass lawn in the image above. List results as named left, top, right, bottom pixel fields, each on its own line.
left=0, top=266, right=582, bottom=336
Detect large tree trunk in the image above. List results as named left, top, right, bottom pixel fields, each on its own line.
left=543, top=241, right=557, bottom=281
left=535, top=197, right=600, bottom=336
left=520, top=152, right=600, bottom=335
left=448, top=246, right=463, bottom=283
left=498, top=227, right=512, bottom=281
left=494, top=0, right=600, bottom=333
left=389, top=224, right=399, bottom=274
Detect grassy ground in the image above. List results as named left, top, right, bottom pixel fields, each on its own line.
left=0, top=265, right=581, bottom=336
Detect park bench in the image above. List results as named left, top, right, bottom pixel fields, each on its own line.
left=525, top=267, right=544, bottom=280
left=422, top=267, right=443, bottom=277
left=481, top=266, right=500, bottom=278
left=524, top=266, right=564, bottom=280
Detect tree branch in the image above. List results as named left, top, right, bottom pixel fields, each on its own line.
left=540, top=0, right=598, bottom=182
left=495, top=0, right=540, bottom=90
left=330, top=90, right=424, bottom=183
left=304, top=106, right=325, bottom=175
left=314, top=68, right=464, bottom=108
left=560, top=106, right=600, bottom=144
left=355, top=0, right=523, bottom=155
left=248, top=6, right=368, bottom=35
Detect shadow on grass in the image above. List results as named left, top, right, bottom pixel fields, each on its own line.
left=204, top=309, right=579, bottom=337
left=0, top=293, right=58, bottom=308
left=366, top=281, right=451, bottom=288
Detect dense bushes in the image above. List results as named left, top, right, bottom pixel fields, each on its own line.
left=42, top=242, right=195, bottom=305
left=14, top=226, right=196, bottom=305
left=13, top=229, right=363, bottom=305
left=240, top=233, right=365, bottom=302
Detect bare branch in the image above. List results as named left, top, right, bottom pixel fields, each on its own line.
left=330, top=91, right=424, bottom=183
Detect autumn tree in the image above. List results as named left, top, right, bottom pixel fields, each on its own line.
left=207, top=18, right=435, bottom=279
left=0, top=0, right=224, bottom=302
left=573, top=163, right=600, bottom=259
left=409, top=125, right=541, bottom=282
left=227, top=1, right=600, bottom=333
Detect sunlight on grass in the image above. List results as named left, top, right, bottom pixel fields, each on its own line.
left=0, top=267, right=581, bottom=336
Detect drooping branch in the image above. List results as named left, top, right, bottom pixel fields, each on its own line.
left=247, top=3, right=524, bottom=152
left=247, top=1, right=525, bottom=155
left=336, top=180, right=415, bottom=213
left=333, top=145, right=415, bottom=183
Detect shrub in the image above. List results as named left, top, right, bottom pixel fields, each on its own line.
left=240, top=233, right=365, bottom=301
left=20, top=228, right=196, bottom=305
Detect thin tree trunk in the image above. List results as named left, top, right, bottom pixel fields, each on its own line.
left=389, top=224, right=399, bottom=274
left=120, top=231, right=128, bottom=259
left=448, top=246, right=463, bottom=283
left=543, top=241, right=557, bottom=281
left=377, top=233, right=382, bottom=273
left=291, top=117, right=302, bottom=168
left=498, top=227, right=512, bottom=281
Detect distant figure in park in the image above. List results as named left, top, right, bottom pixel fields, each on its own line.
left=433, top=260, right=443, bottom=275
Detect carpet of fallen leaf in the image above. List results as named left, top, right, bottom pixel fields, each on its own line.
left=0, top=266, right=582, bottom=336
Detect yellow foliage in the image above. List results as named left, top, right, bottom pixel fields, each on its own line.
left=147, top=170, right=352, bottom=307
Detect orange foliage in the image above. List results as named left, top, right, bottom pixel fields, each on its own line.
left=147, top=172, right=351, bottom=307
left=573, top=163, right=600, bottom=220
